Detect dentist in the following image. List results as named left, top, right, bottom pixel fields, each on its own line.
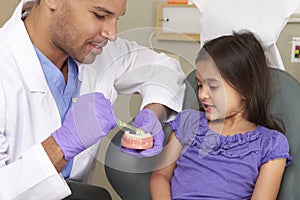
left=0, top=0, right=185, bottom=199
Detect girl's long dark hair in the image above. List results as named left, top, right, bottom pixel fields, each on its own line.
left=196, top=31, right=284, bottom=133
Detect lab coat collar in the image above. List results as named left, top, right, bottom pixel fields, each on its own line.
left=75, top=61, right=85, bottom=82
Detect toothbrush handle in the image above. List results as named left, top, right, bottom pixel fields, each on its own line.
left=117, top=119, right=145, bottom=134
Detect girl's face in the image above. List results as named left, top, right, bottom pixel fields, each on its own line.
left=196, top=58, right=246, bottom=122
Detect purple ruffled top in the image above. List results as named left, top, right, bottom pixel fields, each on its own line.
left=168, top=109, right=292, bottom=200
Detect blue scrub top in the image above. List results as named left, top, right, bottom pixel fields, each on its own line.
left=34, top=46, right=81, bottom=178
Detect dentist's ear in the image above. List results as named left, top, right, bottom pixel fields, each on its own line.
left=45, top=0, right=59, bottom=10
left=22, top=1, right=35, bottom=12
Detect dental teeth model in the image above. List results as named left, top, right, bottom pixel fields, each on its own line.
left=121, top=131, right=153, bottom=150
left=118, top=119, right=153, bottom=149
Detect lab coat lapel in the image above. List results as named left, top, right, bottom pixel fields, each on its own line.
left=8, top=11, right=61, bottom=129
left=10, top=22, right=48, bottom=93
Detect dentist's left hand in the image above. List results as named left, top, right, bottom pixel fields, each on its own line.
left=119, top=109, right=165, bottom=158
left=52, top=92, right=117, bottom=161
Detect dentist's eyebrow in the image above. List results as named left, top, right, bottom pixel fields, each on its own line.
left=95, top=6, right=126, bottom=16
left=95, top=7, right=114, bottom=15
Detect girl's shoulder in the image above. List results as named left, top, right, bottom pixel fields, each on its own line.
left=175, top=109, right=206, bottom=121
left=256, top=126, right=287, bottom=142
left=168, top=109, right=207, bottom=145
left=255, top=126, right=292, bottom=165
left=169, top=109, right=207, bottom=130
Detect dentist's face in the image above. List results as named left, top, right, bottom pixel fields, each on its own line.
left=49, top=0, right=126, bottom=64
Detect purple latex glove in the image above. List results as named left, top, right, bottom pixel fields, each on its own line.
left=119, top=109, right=164, bottom=157
left=52, top=92, right=117, bottom=161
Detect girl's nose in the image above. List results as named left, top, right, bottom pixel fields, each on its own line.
left=198, top=85, right=210, bottom=100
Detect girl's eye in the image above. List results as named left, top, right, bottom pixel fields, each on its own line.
left=209, top=85, right=218, bottom=90
left=197, top=83, right=202, bottom=89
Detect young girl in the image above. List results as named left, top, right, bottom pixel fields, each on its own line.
left=149, top=31, right=292, bottom=200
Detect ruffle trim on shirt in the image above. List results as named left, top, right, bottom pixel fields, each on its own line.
left=192, top=123, right=262, bottom=159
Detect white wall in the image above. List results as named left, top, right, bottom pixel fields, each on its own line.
left=117, top=0, right=199, bottom=75
left=294, top=4, right=300, bottom=15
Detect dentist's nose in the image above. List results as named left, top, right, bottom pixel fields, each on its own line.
left=101, top=20, right=118, bottom=41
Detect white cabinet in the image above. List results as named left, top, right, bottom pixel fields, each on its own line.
left=156, top=3, right=200, bottom=42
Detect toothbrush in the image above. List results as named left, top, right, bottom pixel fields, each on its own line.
left=117, top=119, right=145, bottom=135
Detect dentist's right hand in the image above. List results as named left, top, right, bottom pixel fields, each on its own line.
left=51, top=92, right=117, bottom=161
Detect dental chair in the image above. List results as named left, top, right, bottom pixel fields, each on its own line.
left=269, top=68, right=300, bottom=200
left=104, top=67, right=300, bottom=200
left=64, top=180, right=111, bottom=200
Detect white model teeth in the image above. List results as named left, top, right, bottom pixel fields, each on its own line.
left=124, top=131, right=152, bottom=139
left=136, top=129, right=145, bottom=135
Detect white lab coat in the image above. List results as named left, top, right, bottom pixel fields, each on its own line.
left=0, top=1, right=185, bottom=199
